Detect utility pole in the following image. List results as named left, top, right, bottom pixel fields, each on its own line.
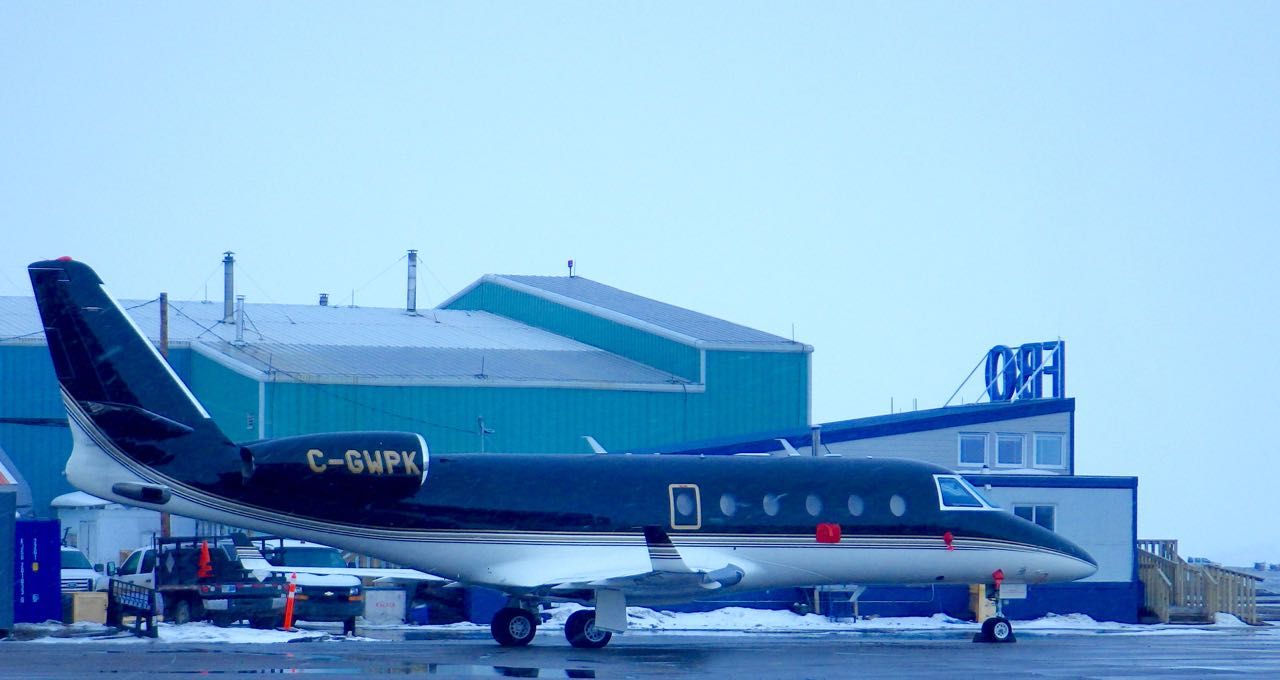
left=159, top=293, right=171, bottom=539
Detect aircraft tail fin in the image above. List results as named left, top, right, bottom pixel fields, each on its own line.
left=28, top=258, right=235, bottom=469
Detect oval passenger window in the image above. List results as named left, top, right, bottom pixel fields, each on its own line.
left=848, top=494, right=864, bottom=517
left=889, top=494, right=907, bottom=517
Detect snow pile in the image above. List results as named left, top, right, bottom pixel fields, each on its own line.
left=1211, top=613, right=1251, bottom=627
left=23, top=621, right=342, bottom=644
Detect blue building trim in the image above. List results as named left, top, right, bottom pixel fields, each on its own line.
left=821, top=581, right=1142, bottom=624
left=643, top=399, right=1075, bottom=456
left=961, top=475, right=1137, bottom=490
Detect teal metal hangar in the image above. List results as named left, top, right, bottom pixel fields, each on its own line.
left=0, top=257, right=811, bottom=515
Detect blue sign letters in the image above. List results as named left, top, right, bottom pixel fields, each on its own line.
left=985, top=341, right=1065, bottom=401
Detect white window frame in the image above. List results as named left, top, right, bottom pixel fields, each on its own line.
left=1012, top=503, right=1057, bottom=532
left=933, top=475, right=996, bottom=512
left=1033, top=432, right=1067, bottom=469
left=957, top=432, right=988, bottom=467
left=995, top=433, right=1026, bottom=468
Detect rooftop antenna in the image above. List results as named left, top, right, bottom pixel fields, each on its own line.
left=567, top=259, right=575, bottom=278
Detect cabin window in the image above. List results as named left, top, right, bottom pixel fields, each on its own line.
left=996, top=434, right=1025, bottom=467
left=805, top=494, right=822, bottom=517
left=141, top=550, right=156, bottom=573
left=1013, top=504, right=1056, bottom=532
left=936, top=476, right=984, bottom=508
left=889, top=494, right=907, bottom=517
left=1034, top=433, right=1066, bottom=468
left=847, top=494, right=864, bottom=517
left=763, top=493, right=782, bottom=517
left=958, top=433, right=987, bottom=466
left=719, top=493, right=737, bottom=517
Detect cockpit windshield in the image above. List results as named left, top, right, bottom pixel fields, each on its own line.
left=935, top=475, right=997, bottom=509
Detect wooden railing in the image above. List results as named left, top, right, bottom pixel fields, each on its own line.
left=1137, top=539, right=1262, bottom=624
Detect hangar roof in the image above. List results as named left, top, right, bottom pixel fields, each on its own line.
left=0, top=296, right=686, bottom=388
left=445, top=274, right=802, bottom=349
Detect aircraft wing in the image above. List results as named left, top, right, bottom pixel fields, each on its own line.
left=481, top=527, right=745, bottom=601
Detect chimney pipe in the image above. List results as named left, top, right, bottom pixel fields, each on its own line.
left=810, top=425, right=822, bottom=457
left=319, top=293, right=329, bottom=307
left=222, top=251, right=235, bottom=324
left=234, top=295, right=246, bottom=344
left=406, top=249, right=418, bottom=313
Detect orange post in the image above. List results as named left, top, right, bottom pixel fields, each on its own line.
left=282, top=572, right=297, bottom=629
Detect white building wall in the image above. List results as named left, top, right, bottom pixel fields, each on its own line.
left=976, top=484, right=1134, bottom=583
left=805, top=412, right=1073, bottom=474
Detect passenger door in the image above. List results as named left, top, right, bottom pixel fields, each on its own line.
left=668, top=484, right=702, bottom=530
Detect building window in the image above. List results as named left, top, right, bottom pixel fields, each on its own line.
left=1034, top=433, right=1066, bottom=468
left=996, top=434, right=1025, bottom=467
left=1013, top=504, right=1056, bottom=532
left=958, top=433, right=987, bottom=466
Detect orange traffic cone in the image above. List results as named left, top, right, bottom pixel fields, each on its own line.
left=197, top=540, right=213, bottom=578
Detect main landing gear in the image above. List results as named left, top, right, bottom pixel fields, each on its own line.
left=564, top=609, right=612, bottom=649
left=491, top=607, right=539, bottom=647
left=488, top=606, right=615, bottom=648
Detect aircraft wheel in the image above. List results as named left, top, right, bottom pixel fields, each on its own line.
left=981, top=616, right=1015, bottom=643
left=491, top=607, right=538, bottom=647
left=565, top=609, right=612, bottom=648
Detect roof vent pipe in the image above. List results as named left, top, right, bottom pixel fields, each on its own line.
left=406, top=249, right=418, bottom=313
left=222, top=251, right=235, bottom=324
left=319, top=293, right=329, bottom=307
left=810, top=425, right=821, bottom=457
left=234, top=295, right=246, bottom=345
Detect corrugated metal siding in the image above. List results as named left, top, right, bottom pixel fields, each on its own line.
left=188, top=351, right=261, bottom=442
left=0, top=345, right=73, bottom=516
left=264, top=348, right=808, bottom=454
left=447, top=283, right=701, bottom=381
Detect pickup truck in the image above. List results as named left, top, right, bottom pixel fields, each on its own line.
left=115, top=534, right=285, bottom=627
left=252, top=539, right=364, bottom=635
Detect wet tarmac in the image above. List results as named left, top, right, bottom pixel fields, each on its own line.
left=3, top=626, right=1280, bottom=678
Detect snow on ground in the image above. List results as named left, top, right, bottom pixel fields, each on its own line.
left=12, top=607, right=1276, bottom=643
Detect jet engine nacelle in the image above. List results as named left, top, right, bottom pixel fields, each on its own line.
left=240, top=431, right=428, bottom=505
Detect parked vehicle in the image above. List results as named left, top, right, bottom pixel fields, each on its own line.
left=254, top=539, right=363, bottom=635
left=60, top=546, right=105, bottom=592
left=115, top=534, right=284, bottom=627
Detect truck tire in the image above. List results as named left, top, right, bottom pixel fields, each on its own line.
left=168, top=598, right=193, bottom=625
left=343, top=616, right=356, bottom=636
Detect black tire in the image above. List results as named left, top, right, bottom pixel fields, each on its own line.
left=491, top=607, right=537, bottom=647
left=168, top=598, right=193, bottom=625
left=209, top=613, right=238, bottom=627
left=564, top=609, right=612, bottom=649
left=342, top=616, right=356, bottom=636
left=249, top=616, right=278, bottom=630
left=981, top=616, right=1014, bottom=643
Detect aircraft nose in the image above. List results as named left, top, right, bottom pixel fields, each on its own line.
left=1042, top=529, right=1097, bottom=581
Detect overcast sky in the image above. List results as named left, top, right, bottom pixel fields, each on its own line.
left=2, top=2, right=1277, bottom=565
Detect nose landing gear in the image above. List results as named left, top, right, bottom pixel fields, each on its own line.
left=973, top=569, right=1017, bottom=643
